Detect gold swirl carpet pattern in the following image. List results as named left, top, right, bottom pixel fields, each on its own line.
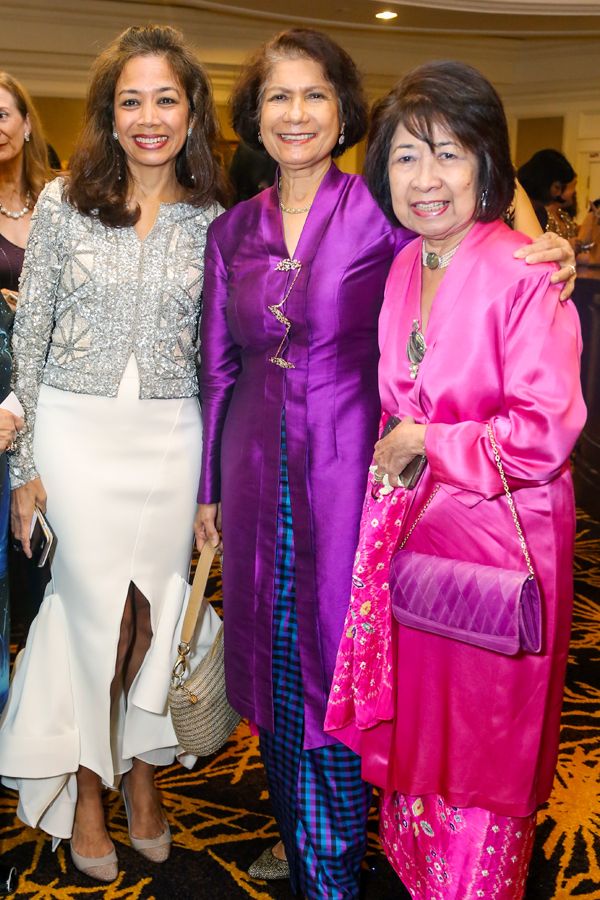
left=0, top=510, right=598, bottom=899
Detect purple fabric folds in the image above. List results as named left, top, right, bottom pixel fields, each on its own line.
left=198, top=164, right=412, bottom=748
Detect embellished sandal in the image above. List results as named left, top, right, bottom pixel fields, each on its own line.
left=248, top=845, right=290, bottom=881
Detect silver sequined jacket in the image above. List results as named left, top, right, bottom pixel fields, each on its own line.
left=10, top=177, right=222, bottom=487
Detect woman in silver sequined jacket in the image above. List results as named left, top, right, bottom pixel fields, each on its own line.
left=0, top=25, right=226, bottom=884
left=9, top=175, right=217, bottom=488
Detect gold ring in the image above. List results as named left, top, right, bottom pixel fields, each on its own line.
left=569, top=264, right=577, bottom=278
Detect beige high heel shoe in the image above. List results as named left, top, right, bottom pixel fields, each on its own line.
left=121, top=782, right=171, bottom=863
left=69, top=842, right=118, bottom=883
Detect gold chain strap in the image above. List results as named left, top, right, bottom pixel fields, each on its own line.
left=485, top=423, right=535, bottom=577
left=398, top=423, right=535, bottom=578
left=399, top=485, right=440, bottom=550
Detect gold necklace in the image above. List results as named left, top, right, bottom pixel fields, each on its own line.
left=279, top=198, right=311, bottom=215
left=278, top=177, right=312, bottom=215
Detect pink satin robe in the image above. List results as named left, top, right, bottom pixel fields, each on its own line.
left=327, top=219, right=586, bottom=818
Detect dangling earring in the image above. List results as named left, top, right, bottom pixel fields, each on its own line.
left=338, top=124, right=345, bottom=146
left=481, top=189, right=488, bottom=211
left=24, top=132, right=30, bottom=143
left=257, top=132, right=263, bottom=145
left=187, top=125, right=193, bottom=138
left=112, top=128, right=118, bottom=141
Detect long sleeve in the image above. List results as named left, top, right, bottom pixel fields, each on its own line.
left=197, top=226, right=242, bottom=503
left=10, top=184, right=64, bottom=488
left=425, top=272, right=586, bottom=498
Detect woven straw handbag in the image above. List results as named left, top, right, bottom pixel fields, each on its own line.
left=169, top=543, right=241, bottom=756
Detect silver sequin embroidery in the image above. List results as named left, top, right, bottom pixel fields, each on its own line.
left=10, top=177, right=221, bottom=487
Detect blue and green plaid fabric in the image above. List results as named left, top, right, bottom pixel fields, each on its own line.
left=259, top=422, right=371, bottom=899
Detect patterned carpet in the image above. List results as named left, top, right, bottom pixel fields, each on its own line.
left=0, top=509, right=598, bottom=899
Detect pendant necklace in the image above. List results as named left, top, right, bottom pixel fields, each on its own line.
left=407, top=319, right=426, bottom=380
left=268, top=257, right=302, bottom=369
left=0, top=191, right=32, bottom=220
left=421, top=239, right=461, bottom=270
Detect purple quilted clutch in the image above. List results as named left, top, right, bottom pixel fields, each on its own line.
left=390, top=551, right=542, bottom=655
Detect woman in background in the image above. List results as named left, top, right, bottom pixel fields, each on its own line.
left=0, top=72, right=51, bottom=705
left=0, top=25, right=225, bottom=883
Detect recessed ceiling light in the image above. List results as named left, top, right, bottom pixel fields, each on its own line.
left=375, top=10, right=398, bottom=19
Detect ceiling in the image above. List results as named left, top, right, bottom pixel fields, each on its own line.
left=126, top=0, right=600, bottom=36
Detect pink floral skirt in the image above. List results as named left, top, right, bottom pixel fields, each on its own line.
left=380, top=791, right=536, bottom=899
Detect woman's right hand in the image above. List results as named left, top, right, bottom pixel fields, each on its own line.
left=194, top=503, right=222, bottom=552
left=11, top=477, right=47, bottom=558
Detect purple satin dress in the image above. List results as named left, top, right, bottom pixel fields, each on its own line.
left=198, top=164, right=411, bottom=749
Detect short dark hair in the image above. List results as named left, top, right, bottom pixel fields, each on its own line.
left=231, top=28, right=368, bottom=159
left=66, top=24, right=228, bottom=227
left=365, top=60, right=515, bottom=226
left=517, top=150, right=576, bottom=205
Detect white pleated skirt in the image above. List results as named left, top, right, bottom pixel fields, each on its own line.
left=0, top=357, right=203, bottom=839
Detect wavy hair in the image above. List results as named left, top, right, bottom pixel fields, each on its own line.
left=0, top=72, right=51, bottom=202
left=231, top=28, right=368, bottom=159
left=66, top=25, right=228, bottom=227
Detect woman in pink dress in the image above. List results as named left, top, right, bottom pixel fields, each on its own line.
left=325, top=60, right=586, bottom=898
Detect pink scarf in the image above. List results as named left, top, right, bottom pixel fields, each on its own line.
left=325, top=427, right=408, bottom=734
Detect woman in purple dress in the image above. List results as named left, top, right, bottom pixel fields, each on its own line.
left=196, top=29, right=577, bottom=900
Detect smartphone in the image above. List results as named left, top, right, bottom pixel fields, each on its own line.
left=398, top=454, right=427, bottom=490
left=380, top=415, right=427, bottom=490
left=29, top=506, right=55, bottom=567
left=382, top=415, right=401, bottom=438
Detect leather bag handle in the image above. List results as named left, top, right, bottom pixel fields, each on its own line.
left=179, top=542, right=218, bottom=646
left=171, top=542, right=218, bottom=686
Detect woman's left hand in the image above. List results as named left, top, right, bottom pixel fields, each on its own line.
left=373, top=416, right=426, bottom=484
left=513, top=232, right=576, bottom=300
